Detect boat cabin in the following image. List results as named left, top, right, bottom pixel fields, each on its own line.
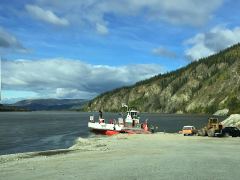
left=125, top=110, right=140, bottom=127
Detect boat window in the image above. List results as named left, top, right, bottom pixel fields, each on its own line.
left=183, top=127, right=192, bottom=130
left=131, top=112, right=137, bottom=117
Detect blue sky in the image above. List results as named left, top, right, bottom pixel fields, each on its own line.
left=1, top=0, right=240, bottom=103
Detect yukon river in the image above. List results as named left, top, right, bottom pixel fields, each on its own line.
left=0, top=111, right=226, bottom=155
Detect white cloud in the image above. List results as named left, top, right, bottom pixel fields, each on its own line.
left=184, top=26, right=240, bottom=61
left=128, top=0, right=223, bottom=26
left=2, top=59, right=164, bottom=100
left=96, top=23, right=109, bottom=35
left=55, top=88, right=97, bottom=99
left=152, top=46, right=176, bottom=58
left=1, top=90, right=38, bottom=104
left=34, top=0, right=224, bottom=33
left=25, top=4, right=69, bottom=26
left=0, top=27, right=27, bottom=52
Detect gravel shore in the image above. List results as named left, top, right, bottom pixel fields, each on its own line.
left=1, top=133, right=240, bottom=180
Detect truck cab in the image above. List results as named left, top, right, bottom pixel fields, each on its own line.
left=182, top=126, right=197, bottom=136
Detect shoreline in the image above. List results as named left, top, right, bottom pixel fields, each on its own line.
left=1, top=133, right=240, bottom=180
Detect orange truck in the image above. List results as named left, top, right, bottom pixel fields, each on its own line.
left=182, top=126, right=197, bottom=136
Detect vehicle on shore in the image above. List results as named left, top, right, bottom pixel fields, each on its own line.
left=198, top=117, right=223, bottom=137
left=221, top=126, right=240, bottom=137
left=88, top=106, right=151, bottom=136
left=196, top=117, right=240, bottom=137
left=181, top=126, right=197, bottom=136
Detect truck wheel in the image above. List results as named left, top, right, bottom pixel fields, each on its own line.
left=225, top=133, right=230, bottom=137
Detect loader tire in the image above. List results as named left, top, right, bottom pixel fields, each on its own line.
left=207, top=129, right=215, bottom=137
left=198, top=129, right=207, bottom=136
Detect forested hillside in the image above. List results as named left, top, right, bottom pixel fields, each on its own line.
left=86, top=44, right=240, bottom=114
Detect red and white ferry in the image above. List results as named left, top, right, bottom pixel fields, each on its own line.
left=88, top=106, right=150, bottom=136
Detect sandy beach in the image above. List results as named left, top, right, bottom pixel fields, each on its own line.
left=1, top=133, right=240, bottom=180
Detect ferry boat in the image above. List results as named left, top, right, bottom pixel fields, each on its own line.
left=88, top=106, right=150, bottom=136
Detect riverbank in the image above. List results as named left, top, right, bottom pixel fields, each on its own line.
left=1, top=133, right=240, bottom=180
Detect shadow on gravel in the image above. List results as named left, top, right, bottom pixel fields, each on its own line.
left=34, top=149, right=73, bottom=156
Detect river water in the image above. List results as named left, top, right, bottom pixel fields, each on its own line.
left=0, top=111, right=226, bottom=155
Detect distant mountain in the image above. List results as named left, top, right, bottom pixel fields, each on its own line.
left=85, top=43, right=240, bottom=114
left=12, top=98, right=88, bottom=111
left=0, top=104, right=28, bottom=112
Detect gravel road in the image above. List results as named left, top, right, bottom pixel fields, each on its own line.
left=1, top=133, right=240, bottom=180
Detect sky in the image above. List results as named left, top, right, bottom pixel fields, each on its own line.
left=1, top=0, right=240, bottom=103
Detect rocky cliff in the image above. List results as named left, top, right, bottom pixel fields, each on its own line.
left=86, top=44, right=240, bottom=114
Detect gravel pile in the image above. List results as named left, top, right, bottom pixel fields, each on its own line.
left=221, top=114, right=240, bottom=127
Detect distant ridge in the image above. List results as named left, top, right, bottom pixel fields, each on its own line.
left=86, top=43, right=240, bottom=114
left=12, top=98, right=88, bottom=111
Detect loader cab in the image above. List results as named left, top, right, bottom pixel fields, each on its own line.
left=207, top=118, right=223, bottom=130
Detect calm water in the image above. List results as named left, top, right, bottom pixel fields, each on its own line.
left=0, top=111, right=226, bottom=155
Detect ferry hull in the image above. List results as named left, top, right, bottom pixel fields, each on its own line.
left=91, top=129, right=120, bottom=136
left=90, top=128, right=150, bottom=135
left=121, top=129, right=151, bottom=134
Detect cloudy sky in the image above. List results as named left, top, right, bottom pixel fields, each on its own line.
left=0, top=0, right=240, bottom=103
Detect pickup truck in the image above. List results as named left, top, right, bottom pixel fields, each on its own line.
left=182, top=126, right=197, bottom=136
left=221, top=126, right=240, bottom=137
